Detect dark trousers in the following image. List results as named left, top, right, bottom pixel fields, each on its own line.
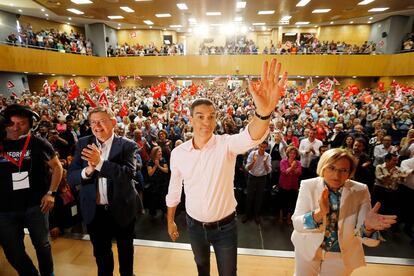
left=186, top=214, right=237, bottom=276
left=87, top=205, right=136, bottom=276
left=245, top=174, right=267, bottom=218
left=279, top=188, right=298, bottom=215
left=399, top=185, right=414, bottom=232
left=0, top=206, right=54, bottom=276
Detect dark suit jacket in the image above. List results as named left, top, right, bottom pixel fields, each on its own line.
left=67, top=134, right=139, bottom=227
left=328, top=131, right=347, bottom=148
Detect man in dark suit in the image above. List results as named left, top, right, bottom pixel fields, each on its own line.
left=68, top=107, right=139, bottom=276
left=327, top=123, right=347, bottom=148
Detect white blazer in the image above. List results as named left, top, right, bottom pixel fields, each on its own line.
left=291, top=177, right=380, bottom=272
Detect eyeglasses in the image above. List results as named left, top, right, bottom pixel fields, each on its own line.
left=326, top=165, right=350, bottom=175
left=89, top=119, right=111, bottom=126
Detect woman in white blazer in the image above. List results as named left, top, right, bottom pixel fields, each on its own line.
left=291, top=148, right=396, bottom=276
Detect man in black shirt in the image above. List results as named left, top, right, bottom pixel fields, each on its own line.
left=0, top=104, right=63, bottom=276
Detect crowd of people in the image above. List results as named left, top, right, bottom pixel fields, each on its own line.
left=199, top=38, right=259, bottom=55
left=5, top=23, right=93, bottom=55
left=402, top=32, right=414, bottom=52
left=107, top=42, right=185, bottom=57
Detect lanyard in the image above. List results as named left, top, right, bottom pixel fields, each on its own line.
left=3, top=134, right=31, bottom=170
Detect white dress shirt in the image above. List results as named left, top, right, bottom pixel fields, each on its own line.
left=81, top=133, right=115, bottom=205
left=401, top=157, right=414, bottom=190
left=299, top=138, right=323, bottom=168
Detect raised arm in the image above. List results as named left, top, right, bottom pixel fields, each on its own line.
left=248, top=58, right=287, bottom=140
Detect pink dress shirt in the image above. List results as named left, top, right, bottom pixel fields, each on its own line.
left=166, top=127, right=268, bottom=222
left=279, top=158, right=302, bottom=190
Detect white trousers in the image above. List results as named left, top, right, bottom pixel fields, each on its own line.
left=294, top=249, right=352, bottom=276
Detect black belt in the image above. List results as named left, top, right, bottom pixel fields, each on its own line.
left=96, top=204, right=110, bottom=210
left=189, top=212, right=236, bottom=229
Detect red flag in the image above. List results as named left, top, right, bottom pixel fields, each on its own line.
left=68, top=84, right=80, bottom=100
left=391, top=79, right=397, bottom=87
left=95, top=84, right=103, bottom=94
left=332, top=77, right=340, bottom=86
left=98, top=92, right=109, bottom=106
left=150, top=85, right=155, bottom=92
left=11, top=92, right=18, bottom=97
left=318, top=78, right=333, bottom=92
left=383, top=97, right=392, bottom=109
left=98, top=77, right=107, bottom=84
left=299, top=89, right=313, bottom=108
left=363, top=93, right=373, bottom=104
left=90, top=79, right=97, bottom=88
left=153, top=88, right=162, bottom=99
left=109, top=80, right=117, bottom=93
left=68, top=79, right=76, bottom=86
left=174, top=98, right=181, bottom=113
left=7, top=80, right=15, bottom=89
left=134, top=75, right=142, bottom=81
left=50, top=80, right=58, bottom=92
left=43, top=81, right=49, bottom=95
left=378, top=81, right=385, bottom=91
left=332, top=88, right=341, bottom=101
left=118, top=75, right=127, bottom=82
left=83, top=90, right=97, bottom=107
left=190, top=83, right=198, bottom=95
left=119, top=102, right=128, bottom=117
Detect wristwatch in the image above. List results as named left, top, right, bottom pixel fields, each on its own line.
left=47, top=191, right=57, bottom=197
left=255, top=110, right=272, bottom=120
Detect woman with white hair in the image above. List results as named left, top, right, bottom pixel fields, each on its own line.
left=291, top=148, right=396, bottom=276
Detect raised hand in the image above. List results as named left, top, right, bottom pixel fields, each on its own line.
left=248, top=58, right=288, bottom=116
left=365, top=202, right=397, bottom=231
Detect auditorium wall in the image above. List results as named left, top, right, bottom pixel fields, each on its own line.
left=317, top=25, right=371, bottom=45
left=117, top=30, right=178, bottom=49
left=0, top=73, right=29, bottom=96
left=19, top=15, right=85, bottom=36
left=0, top=10, right=18, bottom=42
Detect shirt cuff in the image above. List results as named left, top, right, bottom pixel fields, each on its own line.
left=303, top=211, right=319, bottom=229
left=81, top=168, right=92, bottom=179
left=95, top=159, right=104, bottom=172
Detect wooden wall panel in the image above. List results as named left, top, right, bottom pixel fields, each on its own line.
left=1, top=45, right=414, bottom=77
left=19, top=15, right=85, bottom=36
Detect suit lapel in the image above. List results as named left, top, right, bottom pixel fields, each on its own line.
left=108, top=135, right=120, bottom=161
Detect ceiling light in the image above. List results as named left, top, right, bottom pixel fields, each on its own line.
left=156, top=13, right=171, bottom=17
left=66, top=22, right=70, bottom=25
left=234, top=16, right=242, bottom=22
left=279, top=21, right=289, bottom=24
left=349, top=21, right=354, bottom=24
left=68, top=17, right=72, bottom=20
left=368, top=21, right=371, bottom=23
left=252, top=22, right=265, bottom=26
left=38, top=73, right=43, bottom=75
left=51, top=73, right=55, bottom=76
left=163, top=28, right=167, bottom=31
left=170, top=25, right=182, bottom=28
left=176, top=3, right=188, bottom=10
left=206, top=12, right=221, bottom=16
left=237, top=2, right=246, bottom=9
left=120, top=7, right=135, bottom=13
left=149, top=26, right=153, bottom=28
left=9, top=3, right=14, bottom=6
left=72, top=74, right=76, bottom=77
left=285, top=32, right=297, bottom=36
left=296, top=21, right=310, bottom=25
left=117, top=27, right=120, bottom=29
left=258, top=10, right=275, bottom=15
left=41, top=8, right=45, bottom=12
left=133, top=26, right=136, bottom=29
left=240, top=26, right=248, bottom=33
left=358, top=0, right=375, bottom=5
left=353, top=76, right=357, bottom=78
left=330, top=21, right=334, bottom=24
left=296, top=0, right=311, bottom=7
left=368, top=7, right=389, bottom=12
left=45, top=14, right=49, bottom=16
left=118, top=23, right=121, bottom=26
left=143, top=20, right=154, bottom=25
left=312, top=9, right=331, bottom=13
left=281, top=16, right=292, bottom=21
left=67, top=8, right=84, bottom=15
left=261, top=26, right=267, bottom=31
left=314, top=25, right=318, bottom=27
left=369, top=17, right=373, bottom=19
left=18, top=9, right=22, bottom=13
left=108, top=15, right=124, bottom=19
left=71, top=0, right=93, bottom=4
left=188, top=18, right=196, bottom=23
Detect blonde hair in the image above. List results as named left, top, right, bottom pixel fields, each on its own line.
left=316, top=148, right=356, bottom=178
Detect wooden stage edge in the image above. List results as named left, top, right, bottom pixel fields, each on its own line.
left=0, top=236, right=413, bottom=276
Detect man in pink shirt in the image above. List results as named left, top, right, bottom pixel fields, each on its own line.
left=166, top=58, right=287, bottom=276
